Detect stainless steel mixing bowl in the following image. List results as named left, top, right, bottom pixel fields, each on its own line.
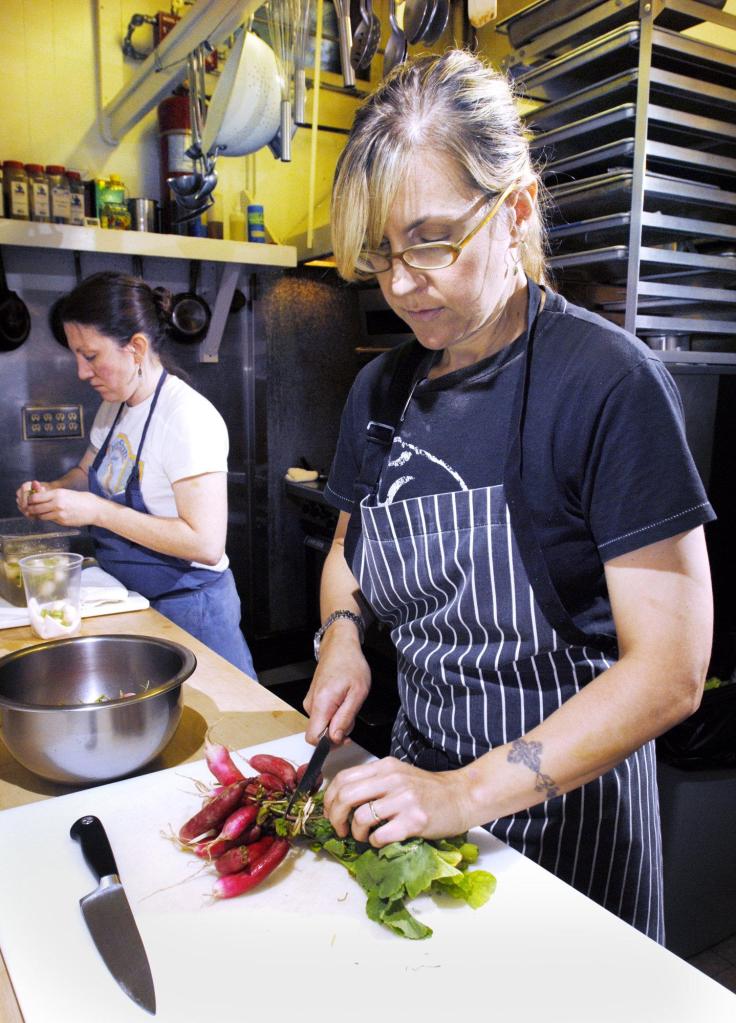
left=0, top=634, right=196, bottom=784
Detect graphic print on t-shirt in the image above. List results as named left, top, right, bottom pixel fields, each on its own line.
left=97, top=431, right=145, bottom=497
left=383, top=436, right=468, bottom=503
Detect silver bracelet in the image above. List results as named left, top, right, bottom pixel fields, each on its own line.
left=313, top=609, right=365, bottom=662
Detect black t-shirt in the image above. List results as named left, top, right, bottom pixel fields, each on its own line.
left=325, top=287, right=715, bottom=641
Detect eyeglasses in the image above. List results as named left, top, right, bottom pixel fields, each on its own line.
left=354, top=182, right=516, bottom=276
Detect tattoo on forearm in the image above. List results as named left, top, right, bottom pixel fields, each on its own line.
left=507, top=739, right=560, bottom=799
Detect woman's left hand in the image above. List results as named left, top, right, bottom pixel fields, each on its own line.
left=25, top=487, right=101, bottom=528
left=323, top=757, right=474, bottom=846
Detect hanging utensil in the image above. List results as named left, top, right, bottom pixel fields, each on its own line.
left=170, top=261, right=212, bottom=344
left=404, top=0, right=437, bottom=44
left=268, top=0, right=300, bottom=162
left=468, top=0, right=497, bottom=30
left=383, top=0, right=408, bottom=77
left=294, top=0, right=314, bottom=124
left=421, top=0, right=450, bottom=45
left=0, top=248, right=31, bottom=352
left=351, top=0, right=380, bottom=71
left=331, top=0, right=355, bottom=88
left=201, top=29, right=282, bottom=158
left=168, top=48, right=208, bottom=200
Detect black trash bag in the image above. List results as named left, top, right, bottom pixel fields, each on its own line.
left=657, top=681, right=736, bottom=770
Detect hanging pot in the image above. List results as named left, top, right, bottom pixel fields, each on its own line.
left=0, top=248, right=31, bottom=351
left=170, top=261, right=211, bottom=343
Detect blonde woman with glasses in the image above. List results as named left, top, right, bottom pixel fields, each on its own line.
left=304, top=50, right=714, bottom=940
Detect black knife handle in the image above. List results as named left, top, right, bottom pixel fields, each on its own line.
left=70, top=815, right=120, bottom=882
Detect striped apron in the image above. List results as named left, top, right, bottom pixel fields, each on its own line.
left=350, top=283, right=664, bottom=941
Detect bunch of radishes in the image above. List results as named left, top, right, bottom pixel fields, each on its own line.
left=176, top=740, right=321, bottom=899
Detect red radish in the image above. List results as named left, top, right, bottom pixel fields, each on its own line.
left=217, top=804, right=258, bottom=842
left=205, top=739, right=246, bottom=786
left=213, top=838, right=290, bottom=897
left=296, top=762, right=323, bottom=793
left=239, top=824, right=262, bottom=845
left=256, top=772, right=286, bottom=793
left=248, top=754, right=297, bottom=790
left=215, top=835, right=276, bottom=876
left=178, top=781, right=246, bottom=843
left=191, top=836, right=239, bottom=860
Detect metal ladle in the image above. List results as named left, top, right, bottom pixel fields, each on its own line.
left=168, top=48, right=208, bottom=200
left=383, top=0, right=407, bottom=76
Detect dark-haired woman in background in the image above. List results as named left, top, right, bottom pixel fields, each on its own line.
left=16, top=271, right=254, bottom=676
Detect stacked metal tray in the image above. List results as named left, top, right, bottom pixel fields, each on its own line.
left=504, top=0, right=736, bottom=353
left=497, top=0, right=726, bottom=66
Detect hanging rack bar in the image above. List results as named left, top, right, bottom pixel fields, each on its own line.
left=98, top=0, right=257, bottom=145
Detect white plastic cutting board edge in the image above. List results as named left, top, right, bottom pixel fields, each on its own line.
left=0, top=733, right=734, bottom=1023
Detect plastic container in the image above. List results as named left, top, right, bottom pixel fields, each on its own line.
left=20, top=552, right=83, bottom=640
left=25, top=164, right=51, bottom=222
left=0, top=519, right=80, bottom=607
left=96, top=174, right=128, bottom=226
left=66, top=171, right=86, bottom=226
left=45, top=165, right=71, bottom=223
left=247, top=204, right=266, bottom=243
left=3, top=161, right=29, bottom=220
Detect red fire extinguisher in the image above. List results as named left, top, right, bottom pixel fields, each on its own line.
left=157, top=91, right=191, bottom=233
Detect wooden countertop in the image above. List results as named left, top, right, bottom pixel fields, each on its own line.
left=0, top=607, right=306, bottom=1022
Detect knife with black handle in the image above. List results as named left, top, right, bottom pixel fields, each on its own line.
left=286, top=727, right=331, bottom=812
left=70, top=815, right=156, bottom=1015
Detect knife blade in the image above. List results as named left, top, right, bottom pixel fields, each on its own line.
left=287, top=727, right=331, bottom=811
left=70, top=815, right=156, bottom=1016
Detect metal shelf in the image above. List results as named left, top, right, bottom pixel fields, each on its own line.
left=511, top=0, right=736, bottom=346
left=0, top=219, right=297, bottom=269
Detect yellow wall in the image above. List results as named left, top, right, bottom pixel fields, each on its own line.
left=1, top=0, right=733, bottom=249
left=0, top=0, right=458, bottom=248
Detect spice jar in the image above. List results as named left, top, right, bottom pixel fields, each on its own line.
left=66, top=171, right=86, bottom=226
left=45, top=165, right=71, bottom=224
left=25, top=164, right=51, bottom=222
left=3, top=161, right=30, bottom=220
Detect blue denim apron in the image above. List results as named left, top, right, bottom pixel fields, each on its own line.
left=349, top=283, right=664, bottom=940
left=88, top=370, right=254, bottom=675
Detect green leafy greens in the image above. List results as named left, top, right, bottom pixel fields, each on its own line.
left=259, top=792, right=497, bottom=939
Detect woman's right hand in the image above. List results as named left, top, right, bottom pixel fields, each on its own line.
left=15, top=480, right=47, bottom=516
left=303, top=620, right=372, bottom=746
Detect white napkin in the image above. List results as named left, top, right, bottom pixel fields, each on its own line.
left=79, top=565, right=129, bottom=605
left=0, top=566, right=148, bottom=630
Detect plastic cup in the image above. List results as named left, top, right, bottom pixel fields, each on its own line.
left=19, top=552, right=84, bottom=640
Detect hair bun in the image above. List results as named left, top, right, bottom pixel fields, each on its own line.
left=152, top=285, right=173, bottom=322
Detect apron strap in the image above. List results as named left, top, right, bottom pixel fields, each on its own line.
left=127, top=369, right=168, bottom=485
left=90, top=369, right=168, bottom=479
left=503, top=282, right=618, bottom=656
left=344, top=341, right=428, bottom=565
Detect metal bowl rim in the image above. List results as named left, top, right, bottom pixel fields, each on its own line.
left=0, top=633, right=196, bottom=713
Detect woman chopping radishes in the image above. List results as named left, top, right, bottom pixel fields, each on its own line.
left=15, top=271, right=254, bottom=676
left=303, top=51, right=714, bottom=941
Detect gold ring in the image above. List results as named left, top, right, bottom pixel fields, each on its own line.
left=368, top=800, right=381, bottom=822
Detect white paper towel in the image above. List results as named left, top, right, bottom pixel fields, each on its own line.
left=0, top=565, right=149, bottom=630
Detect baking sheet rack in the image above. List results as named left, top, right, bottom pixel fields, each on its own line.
left=546, top=172, right=736, bottom=226
left=513, top=23, right=736, bottom=101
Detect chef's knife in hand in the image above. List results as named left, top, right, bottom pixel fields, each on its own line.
left=70, top=815, right=156, bottom=1015
left=287, top=727, right=331, bottom=812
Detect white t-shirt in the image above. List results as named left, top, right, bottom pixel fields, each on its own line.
left=89, top=373, right=229, bottom=572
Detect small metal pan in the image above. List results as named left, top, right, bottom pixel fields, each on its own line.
left=0, top=248, right=30, bottom=352
left=170, top=261, right=211, bottom=344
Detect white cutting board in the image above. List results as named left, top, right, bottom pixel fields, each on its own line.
left=1, top=733, right=734, bottom=1023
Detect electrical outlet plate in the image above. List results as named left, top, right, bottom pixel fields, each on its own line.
left=22, top=405, right=84, bottom=441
